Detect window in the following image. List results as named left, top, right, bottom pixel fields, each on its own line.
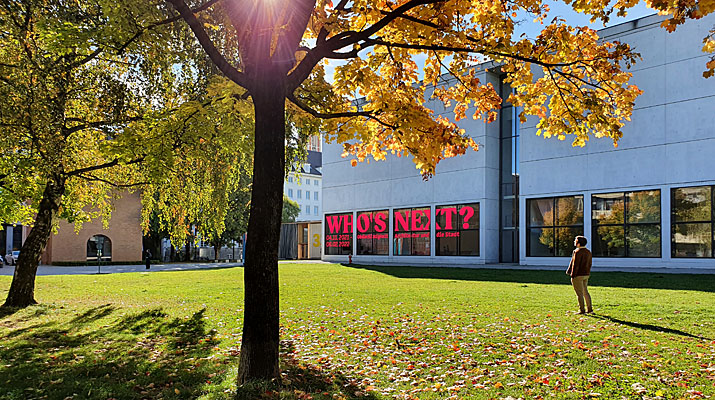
left=314, top=191, right=318, bottom=201
left=306, top=178, right=311, bottom=185
left=527, top=196, right=584, bottom=256
left=87, top=235, right=112, bottom=261
left=316, top=180, right=320, bottom=187
left=306, top=205, right=310, bottom=215
left=297, top=190, right=302, bottom=199
left=436, top=203, right=479, bottom=256
left=288, top=189, right=293, bottom=198
left=356, top=210, right=389, bottom=255
left=288, top=176, right=293, bottom=183
left=306, top=190, right=310, bottom=200
left=393, top=207, right=430, bottom=256
left=672, top=186, right=714, bottom=258
left=314, top=206, right=318, bottom=215
left=592, top=190, right=661, bottom=257
left=325, top=213, right=353, bottom=255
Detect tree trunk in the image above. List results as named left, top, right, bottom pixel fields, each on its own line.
left=237, top=77, right=286, bottom=383
left=3, top=174, right=65, bottom=308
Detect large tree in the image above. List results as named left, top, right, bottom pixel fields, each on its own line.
left=0, top=0, right=219, bottom=307
left=161, top=0, right=715, bottom=384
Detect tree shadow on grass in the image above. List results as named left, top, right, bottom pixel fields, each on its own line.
left=233, top=339, right=381, bottom=400
left=588, top=313, right=712, bottom=340
left=343, top=264, right=715, bottom=292
left=0, top=305, right=224, bottom=400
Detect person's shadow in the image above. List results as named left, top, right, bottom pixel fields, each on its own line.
left=587, top=313, right=711, bottom=340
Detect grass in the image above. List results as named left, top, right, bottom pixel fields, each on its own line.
left=0, top=263, right=713, bottom=399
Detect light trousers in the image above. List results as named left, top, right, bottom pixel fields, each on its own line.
left=571, top=275, right=592, bottom=313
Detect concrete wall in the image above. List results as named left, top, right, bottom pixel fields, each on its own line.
left=322, top=69, right=500, bottom=265
left=45, top=191, right=143, bottom=263
left=518, top=14, right=715, bottom=269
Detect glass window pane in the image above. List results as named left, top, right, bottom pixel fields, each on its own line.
left=555, top=227, right=583, bottom=257
left=528, top=228, right=554, bottom=256
left=393, top=236, right=411, bottom=256
left=501, top=137, right=513, bottom=182
left=357, top=238, right=374, bottom=255
left=528, top=199, right=554, bottom=227
left=556, top=196, right=584, bottom=226
left=437, top=236, right=458, bottom=256
left=459, top=203, right=479, bottom=230
left=459, top=229, right=479, bottom=256
left=672, top=223, right=712, bottom=258
left=374, top=235, right=389, bottom=255
left=672, top=186, right=711, bottom=222
left=412, top=235, right=430, bottom=256
left=325, top=213, right=353, bottom=255
left=627, top=190, right=660, bottom=223
left=592, top=225, right=625, bottom=257
left=627, top=224, right=661, bottom=257
left=592, top=193, right=624, bottom=224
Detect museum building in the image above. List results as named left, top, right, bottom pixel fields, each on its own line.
left=321, top=14, right=715, bottom=270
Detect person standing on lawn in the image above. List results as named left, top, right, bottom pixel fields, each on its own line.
left=144, top=249, right=152, bottom=270
left=566, top=235, right=593, bottom=314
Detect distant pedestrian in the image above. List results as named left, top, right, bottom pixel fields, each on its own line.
left=566, top=235, right=593, bottom=314
left=144, top=249, right=152, bottom=270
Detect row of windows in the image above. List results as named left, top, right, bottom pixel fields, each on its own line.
left=526, top=185, right=715, bottom=258
left=287, top=176, right=320, bottom=186
left=302, top=205, right=319, bottom=215
left=286, top=189, right=319, bottom=201
left=325, top=203, right=480, bottom=257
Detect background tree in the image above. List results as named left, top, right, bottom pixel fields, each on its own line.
left=162, top=0, right=657, bottom=382
left=282, top=196, right=301, bottom=223
left=0, top=0, right=196, bottom=307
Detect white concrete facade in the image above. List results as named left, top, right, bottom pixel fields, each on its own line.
left=322, top=14, right=715, bottom=270
left=284, top=150, right=323, bottom=223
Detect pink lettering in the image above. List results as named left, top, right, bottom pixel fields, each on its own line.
left=326, top=215, right=342, bottom=234
left=436, top=207, right=457, bottom=230
left=395, top=210, right=410, bottom=231
left=357, top=213, right=370, bottom=233
left=374, top=212, right=387, bottom=232
left=342, top=214, right=353, bottom=234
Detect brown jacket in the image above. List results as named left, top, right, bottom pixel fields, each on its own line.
left=567, top=247, right=592, bottom=277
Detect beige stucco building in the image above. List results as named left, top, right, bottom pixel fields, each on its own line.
left=41, top=191, right=143, bottom=264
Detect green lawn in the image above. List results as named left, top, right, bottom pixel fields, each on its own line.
left=1, top=263, right=713, bottom=399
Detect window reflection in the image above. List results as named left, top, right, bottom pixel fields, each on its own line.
left=672, top=186, right=714, bottom=258
left=591, top=190, right=661, bottom=258
left=527, top=196, right=583, bottom=257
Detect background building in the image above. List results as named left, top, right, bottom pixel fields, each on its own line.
left=282, top=149, right=323, bottom=259
left=42, top=191, right=143, bottom=264
left=284, top=150, right=323, bottom=223
left=321, top=13, right=715, bottom=270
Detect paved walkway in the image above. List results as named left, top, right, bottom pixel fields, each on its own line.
left=0, top=262, right=244, bottom=276
left=0, top=260, right=713, bottom=276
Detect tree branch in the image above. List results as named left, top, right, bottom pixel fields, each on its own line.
left=77, top=173, right=148, bottom=188
left=65, top=156, right=145, bottom=177
left=117, top=0, right=221, bottom=55
left=166, top=0, right=249, bottom=89
left=63, top=116, right=143, bottom=136
left=287, top=0, right=444, bottom=90
left=287, top=92, right=397, bottom=129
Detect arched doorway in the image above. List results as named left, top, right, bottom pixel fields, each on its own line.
left=87, top=235, right=112, bottom=262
